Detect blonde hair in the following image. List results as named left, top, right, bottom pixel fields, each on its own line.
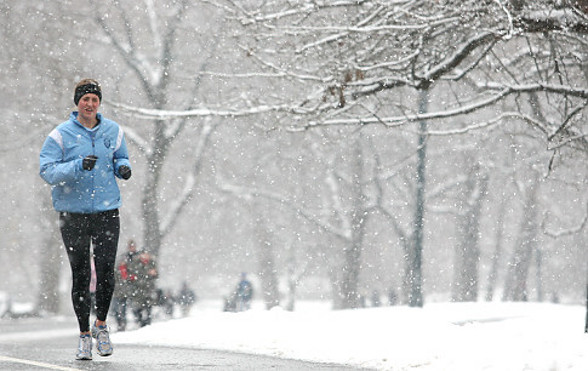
left=75, top=78, right=100, bottom=91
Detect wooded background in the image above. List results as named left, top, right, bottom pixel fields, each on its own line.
left=0, top=0, right=586, bottom=313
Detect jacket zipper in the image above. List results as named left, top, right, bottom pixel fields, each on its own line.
left=91, top=131, right=96, bottom=212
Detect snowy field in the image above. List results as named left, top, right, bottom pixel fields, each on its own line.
left=112, top=300, right=588, bottom=370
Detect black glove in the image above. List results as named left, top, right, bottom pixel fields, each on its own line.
left=82, top=155, right=98, bottom=171
left=119, top=165, right=132, bottom=180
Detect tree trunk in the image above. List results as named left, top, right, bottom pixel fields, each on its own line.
left=284, top=237, right=308, bottom=312
left=141, top=120, right=171, bottom=258
left=142, top=163, right=163, bottom=257
left=503, top=179, right=540, bottom=301
left=255, top=207, right=280, bottom=310
left=338, top=138, right=368, bottom=309
left=331, top=236, right=364, bottom=310
left=406, top=89, right=429, bottom=308
left=331, top=263, right=345, bottom=310
left=535, top=248, right=543, bottom=302
left=585, top=281, right=588, bottom=333
left=285, top=274, right=297, bottom=311
left=452, top=164, right=488, bottom=302
left=36, top=191, right=62, bottom=314
left=258, top=239, right=280, bottom=310
left=339, top=240, right=363, bottom=309
left=485, top=198, right=507, bottom=301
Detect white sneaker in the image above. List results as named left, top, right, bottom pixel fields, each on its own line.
left=92, top=322, right=113, bottom=356
left=75, top=335, right=92, bottom=360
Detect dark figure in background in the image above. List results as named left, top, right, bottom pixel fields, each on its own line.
left=112, top=260, right=130, bottom=331
left=388, top=288, right=398, bottom=306
left=111, top=240, right=139, bottom=331
left=177, top=282, right=197, bottom=317
left=156, top=289, right=175, bottom=318
left=128, top=250, right=158, bottom=327
left=39, top=78, right=132, bottom=360
left=223, top=293, right=237, bottom=312
left=371, top=290, right=381, bottom=307
left=236, top=273, right=254, bottom=312
left=359, top=294, right=366, bottom=308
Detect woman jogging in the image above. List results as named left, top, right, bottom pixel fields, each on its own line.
left=40, top=78, right=132, bottom=360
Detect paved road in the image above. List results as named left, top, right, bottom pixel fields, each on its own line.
left=0, top=317, right=372, bottom=371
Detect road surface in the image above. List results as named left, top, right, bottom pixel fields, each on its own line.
left=0, top=316, right=372, bottom=370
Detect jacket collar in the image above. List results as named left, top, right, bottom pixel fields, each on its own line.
left=70, top=111, right=103, bottom=130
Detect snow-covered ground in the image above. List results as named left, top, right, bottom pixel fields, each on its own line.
left=113, top=300, right=588, bottom=370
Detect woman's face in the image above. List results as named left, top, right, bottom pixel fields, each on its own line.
left=77, top=93, right=100, bottom=122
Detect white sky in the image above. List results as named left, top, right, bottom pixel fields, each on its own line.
left=112, top=301, right=588, bottom=370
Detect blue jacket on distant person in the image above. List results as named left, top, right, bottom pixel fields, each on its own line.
left=39, top=111, right=131, bottom=213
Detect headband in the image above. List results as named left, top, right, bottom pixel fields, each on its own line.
left=74, top=83, right=102, bottom=105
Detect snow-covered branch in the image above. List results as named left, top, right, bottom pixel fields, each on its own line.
left=480, top=82, right=588, bottom=99
left=160, top=172, right=196, bottom=237
left=218, top=177, right=351, bottom=241
left=426, top=112, right=548, bottom=137
left=543, top=202, right=588, bottom=238
left=346, top=33, right=501, bottom=96
left=324, top=170, right=352, bottom=240
left=234, top=45, right=334, bottom=83
left=223, top=0, right=373, bottom=26
left=419, top=32, right=499, bottom=87
left=160, top=122, right=216, bottom=238
left=309, top=89, right=513, bottom=128
left=120, top=125, right=152, bottom=157
left=516, top=7, right=588, bottom=34
left=109, top=101, right=298, bottom=120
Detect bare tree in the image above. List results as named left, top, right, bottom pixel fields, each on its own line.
left=91, top=0, right=218, bottom=259
left=36, top=190, right=63, bottom=314
left=219, top=128, right=387, bottom=309
left=451, top=161, right=489, bottom=302
left=164, top=1, right=585, bottom=146
left=0, top=1, right=98, bottom=312
left=2, top=0, right=587, bottom=311
left=121, top=0, right=587, bottom=305
left=254, top=204, right=281, bottom=310
left=503, top=175, right=541, bottom=301
left=485, top=197, right=508, bottom=302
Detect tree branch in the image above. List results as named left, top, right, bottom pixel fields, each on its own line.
left=543, top=201, right=588, bottom=238
left=160, top=121, right=216, bottom=238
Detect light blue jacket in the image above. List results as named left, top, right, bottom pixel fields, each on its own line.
left=40, top=112, right=131, bottom=213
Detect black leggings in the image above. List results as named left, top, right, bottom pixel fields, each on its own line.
left=59, top=209, right=120, bottom=332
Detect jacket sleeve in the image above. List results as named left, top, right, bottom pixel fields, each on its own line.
left=113, top=127, right=131, bottom=178
left=39, top=132, right=82, bottom=185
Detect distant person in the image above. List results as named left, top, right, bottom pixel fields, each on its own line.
left=111, top=240, right=139, bottom=331
left=39, top=78, right=132, bottom=360
left=128, top=250, right=158, bottom=327
left=235, top=273, right=254, bottom=311
left=177, top=281, right=197, bottom=317
left=387, top=288, right=398, bottom=306
left=156, top=288, right=175, bottom=318
left=112, top=259, right=130, bottom=331
left=122, top=239, right=140, bottom=264
left=223, top=293, right=237, bottom=312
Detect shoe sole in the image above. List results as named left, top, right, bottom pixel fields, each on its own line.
left=97, top=342, right=113, bottom=357
left=93, top=325, right=113, bottom=357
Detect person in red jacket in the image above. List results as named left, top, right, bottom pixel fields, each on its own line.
left=112, top=240, right=139, bottom=331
